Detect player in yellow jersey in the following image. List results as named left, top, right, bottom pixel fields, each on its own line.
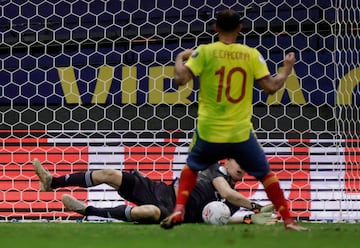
left=160, top=9, right=307, bottom=231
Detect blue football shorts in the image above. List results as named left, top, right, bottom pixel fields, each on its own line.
left=186, top=130, right=270, bottom=178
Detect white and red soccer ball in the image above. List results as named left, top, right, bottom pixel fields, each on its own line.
left=202, top=201, right=231, bottom=225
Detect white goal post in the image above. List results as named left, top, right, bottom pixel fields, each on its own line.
left=0, top=0, right=359, bottom=222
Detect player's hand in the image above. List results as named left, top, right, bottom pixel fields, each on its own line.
left=260, top=204, right=274, bottom=213
left=178, top=49, right=193, bottom=61
left=283, top=52, right=296, bottom=69
left=250, top=212, right=278, bottom=225
left=250, top=202, right=274, bottom=213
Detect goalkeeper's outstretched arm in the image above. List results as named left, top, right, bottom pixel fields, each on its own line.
left=213, top=176, right=274, bottom=213
left=228, top=211, right=278, bottom=225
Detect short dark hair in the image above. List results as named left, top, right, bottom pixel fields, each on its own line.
left=215, top=9, right=242, bottom=32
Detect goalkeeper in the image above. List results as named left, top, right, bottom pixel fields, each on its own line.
left=32, top=158, right=275, bottom=225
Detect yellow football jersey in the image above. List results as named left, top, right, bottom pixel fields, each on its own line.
left=185, top=41, right=270, bottom=143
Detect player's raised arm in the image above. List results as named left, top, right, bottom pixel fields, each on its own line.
left=258, top=52, right=296, bottom=95
left=173, top=49, right=194, bottom=86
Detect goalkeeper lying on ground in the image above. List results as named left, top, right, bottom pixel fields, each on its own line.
left=32, top=158, right=276, bottom=225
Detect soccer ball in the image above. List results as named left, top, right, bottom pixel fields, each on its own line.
left=202, top=201, right=231, bottom=225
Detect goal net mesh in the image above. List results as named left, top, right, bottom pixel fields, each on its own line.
left=0, top=0, right=359, bottom=222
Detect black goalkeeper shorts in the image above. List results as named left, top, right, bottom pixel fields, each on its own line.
left=117, top=170, right=176, bottom=221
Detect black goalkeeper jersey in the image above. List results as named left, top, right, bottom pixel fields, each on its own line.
left=183, top=163, right=237, bottom=223
left=118, top=163, right=238, bottom=223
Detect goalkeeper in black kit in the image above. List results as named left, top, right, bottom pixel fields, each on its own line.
left=32, top=158, right=276, bottom=225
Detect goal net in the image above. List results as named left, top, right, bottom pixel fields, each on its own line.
left=0, top=0, right=359, bottom=222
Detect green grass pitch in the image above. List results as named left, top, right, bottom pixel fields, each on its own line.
left=0, top=222, right=359, bottom=248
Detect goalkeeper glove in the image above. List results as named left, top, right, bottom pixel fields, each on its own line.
left=244, top=212, right=278, bottom=225
left=250, top=202, right=274, bottom=213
